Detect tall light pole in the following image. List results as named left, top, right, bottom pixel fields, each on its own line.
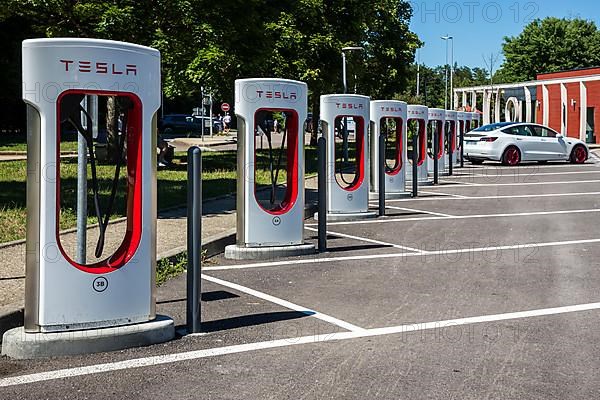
left=450, top=37, right=454, bottom=109
left=441, top=35, right=453, bottom=109
left=341, top=46, right=364, bottom=162
left=341, top=46, right=364, bottom=93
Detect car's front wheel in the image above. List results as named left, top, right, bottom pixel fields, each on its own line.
left=569, top=145, right=587, bottom=164
left=502, top=146, right=521, bottom=166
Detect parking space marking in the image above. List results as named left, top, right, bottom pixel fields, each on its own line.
left=383, top=191, right=600, bottom=203
left=321, top=208, right=600, bottom=227
left=419, top=190, right=468, bottom=198
left=202, top=274, right=366, bottom=333
left=305, top=227, right=423, bottom=253
left=446, top=169, right=600, bottom=177
left=465, top=163, right=597, bottom=170
left=439, top=179, right=600, bottom=188
left=5, top=300, right=600, bottom=388
left=384, top=206, right=453, bottom=218
left=204, top=238, right=600, bottom=272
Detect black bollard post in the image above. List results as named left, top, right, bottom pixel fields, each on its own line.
left=460, top=128, right=464, bottom=168
left=433, top=128, right=439, bottom=185
left=378, top=133, right=386, bottom=217
left=412, top=134, right=418, bottom=198
left=187, top=146, right=202, bottom=334
left=448, top=130, right=453, bottom=176
left=317, top=136, right=327, bottom=252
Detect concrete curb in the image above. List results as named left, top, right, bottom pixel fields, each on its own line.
left=0, top=201, right=319, bottom=343
left=2, top=315, right=175, bottom=359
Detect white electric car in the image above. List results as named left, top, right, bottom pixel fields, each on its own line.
left=463, top=122, right=589, bottom=166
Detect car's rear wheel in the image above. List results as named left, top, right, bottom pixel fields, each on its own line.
left=570, top=145, right=587, bottom=164
left=502, top=146, right=521, bottom=166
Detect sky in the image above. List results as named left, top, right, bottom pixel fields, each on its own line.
left=409, top=0, right=600, bottom=71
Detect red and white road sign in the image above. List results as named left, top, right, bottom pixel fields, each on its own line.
left=221, top=103, right=230, bottom=112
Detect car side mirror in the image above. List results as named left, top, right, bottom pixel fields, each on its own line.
left=556, top=133, right=564, bottom=139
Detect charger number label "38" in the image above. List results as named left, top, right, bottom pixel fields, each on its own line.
left=93, top=277, right=109, bottom=293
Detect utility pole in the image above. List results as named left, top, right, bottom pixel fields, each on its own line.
left=482, top=52, right=500, bottom=124
left=416, top=48, right=421, bottom=98
left=482, top=52, right=500, bottom=87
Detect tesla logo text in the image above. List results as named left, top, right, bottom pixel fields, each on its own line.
left=60, top=60, right=137, bottom=76
left=256, top=90, right=297, bottom=100
left=380, top=106, right=403, bottom=113
left=336, top=103, right=364, bottom=109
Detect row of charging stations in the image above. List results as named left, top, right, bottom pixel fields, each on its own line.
left=228, top=88, right=481, bottom=248
left=9, top=37, right=484, bottom=359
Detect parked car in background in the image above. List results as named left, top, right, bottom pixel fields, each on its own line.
left=159, top=114, right=223, bottom=136
left=463, top=122, right=589, bottom=166
left=159, top=114, right=202, bottom=136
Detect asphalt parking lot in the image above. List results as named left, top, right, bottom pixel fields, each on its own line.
left=1, top=159, right=600, bottom=399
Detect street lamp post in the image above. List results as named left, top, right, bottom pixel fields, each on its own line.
left=341, top=46, right=364, bottom=162
left=450, top=38, right=454, bottom=109
left=441, top=35, right=454, bottom=110
left=342, top=46, right=363, bottom=93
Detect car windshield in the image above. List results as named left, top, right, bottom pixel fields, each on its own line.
left=473, top=122, right=515, bottom=132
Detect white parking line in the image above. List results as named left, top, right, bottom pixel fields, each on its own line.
left=471, top=163, right=597, bottom=170
left=321, top=208, right=600, bottom=227
left=440, top=179, right=600, bottom=188
left=202, top=275, right=365, bottom=333
left=445, top=170, right=600, bottom=178
left=204, top=238, right=600, bottom=272
left=384, top=206, right=453, bottom=218
left=383, top=191, right=600, bottom=203
left=419, top=190, right=468, bottom=198
left=4, top=301, right=600, bottom=387
left=305, top=226, right=423, bottom=253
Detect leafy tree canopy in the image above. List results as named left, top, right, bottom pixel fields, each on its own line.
left=4, top=0, right=421, bottom=106
left=496, top=17, right=600, bottom=83
left=397, top=63, right=489, bottom=109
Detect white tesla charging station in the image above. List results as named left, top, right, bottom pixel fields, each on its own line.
left=446, top=110, right=459, bottom=167
left=406, top=105, right=429, bottom=184
left=2, top=38, right=174, bottom=359
left=427, top=108, right=445, bottom=175
left=225, top=78, right=315, bottom=260
left=457, top=111, right=470, bottom=165
left=369, top=100, right=408, bottom=198
left=320, top=94, right=376, bottom=220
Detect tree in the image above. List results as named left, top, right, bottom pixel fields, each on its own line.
left=4, top=0, right=421, bottom=143
left=397, top=63, right=489, bottom=109
left=496, top=17, right=600, bottom=83
left=258, top=0, right=421, bottom=143
left=0, top=10, right=37, bottom=133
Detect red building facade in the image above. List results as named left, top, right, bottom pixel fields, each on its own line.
left=536, top=67, right=600, bottom=144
